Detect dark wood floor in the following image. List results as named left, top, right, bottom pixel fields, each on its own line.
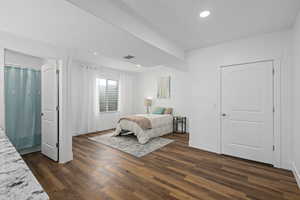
left=22, top=131, right=300, bottom=200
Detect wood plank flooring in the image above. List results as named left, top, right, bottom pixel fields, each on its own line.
left=22, top=131, right=300, bottom=200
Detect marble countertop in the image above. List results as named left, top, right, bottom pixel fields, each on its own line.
left=0, top=130, right=49, bottom=200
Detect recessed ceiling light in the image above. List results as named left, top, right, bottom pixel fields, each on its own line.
left=93, top=51, right=98, bottom=56
left=136, top=64, right=142, bottom=68
left=199, top=10, right=210, bottom=18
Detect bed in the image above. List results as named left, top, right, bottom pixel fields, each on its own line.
left=112, top=113, right=173, bottom=144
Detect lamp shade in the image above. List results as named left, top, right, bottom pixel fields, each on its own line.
left=144, top=98, right=152, bottom=107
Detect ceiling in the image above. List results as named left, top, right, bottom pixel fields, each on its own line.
left=0, top=0, right=299, bottom=72
left=118, top=0, right=300, bottom=50
left=0, top=0, right=185, bottom=71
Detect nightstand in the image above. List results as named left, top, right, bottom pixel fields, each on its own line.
left=173, top=116, right=187, bottom=133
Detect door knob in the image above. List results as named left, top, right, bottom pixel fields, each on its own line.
left=222, top=113, right=227, bottom=117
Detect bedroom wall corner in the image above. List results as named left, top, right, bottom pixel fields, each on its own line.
left=58, top=57, right=74, bottom=163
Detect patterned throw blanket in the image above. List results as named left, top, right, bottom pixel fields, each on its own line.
left=119, top=116, right=152, bottom=130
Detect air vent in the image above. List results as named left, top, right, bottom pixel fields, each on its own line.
left=123, top=55, right=135, bottom=60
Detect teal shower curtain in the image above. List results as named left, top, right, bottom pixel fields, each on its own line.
left=4, top=66, right=41, bottom=151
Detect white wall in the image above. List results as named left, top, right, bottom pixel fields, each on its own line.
left=4, top=49, right=44, bottom=70
left=135, top=66, right=189, bottom=115
left=136, top=31, right=293, bottom=169
left=292, top=12, right=300, bottom=186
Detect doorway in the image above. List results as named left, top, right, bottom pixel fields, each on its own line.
left=3, top=49, right=59, bottom=161
left=4, top=50, right=43, bottom=155
left=220, top=61, right=274, bottom=164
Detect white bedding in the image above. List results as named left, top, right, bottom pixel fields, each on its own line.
left=112, top=114, right=173, bottom=144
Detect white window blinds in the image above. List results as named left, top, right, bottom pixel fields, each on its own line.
left=97, top=78, right=119, bottom=112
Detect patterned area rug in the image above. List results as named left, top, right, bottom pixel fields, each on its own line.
left=88, top=132, right=174, bottom=157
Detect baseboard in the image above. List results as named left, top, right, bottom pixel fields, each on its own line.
left=188, top=142, right=220, bottom=154
left=280, top=161, right=292, bottom=171
left=19, top=146, right=41, bottom=155
left=292, top=162, right=300, bottom=189
left=59, top=151, right=73, bottom=164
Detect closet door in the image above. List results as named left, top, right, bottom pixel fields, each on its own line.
left=221, top=61, right=274, bottom=164
left=41, top=61, right=59, bottom=161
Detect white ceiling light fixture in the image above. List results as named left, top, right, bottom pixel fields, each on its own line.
left=136, top=64, right=142, bottom=68
left=93, top=51, right=98, bottom=55
left=199, top=10, right=210, bottom=18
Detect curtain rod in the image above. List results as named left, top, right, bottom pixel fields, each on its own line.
left=4, top=63, right=41, bottom=71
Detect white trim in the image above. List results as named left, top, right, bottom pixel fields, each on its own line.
left=189, top=141, right=220, bottom=154
left=19, top=146, right=41, bottom=155
left=273, top=60, right=281, bottom=168
left=58, top=57, right=73, bottom=163
left=292, top=162, right=300, bottom=189
left=218, top=59, right=281, bottom=167
left=217, top=65, right=222, bottom=154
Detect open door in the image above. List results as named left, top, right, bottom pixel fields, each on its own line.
left=41, top=61, right=59, bottom=162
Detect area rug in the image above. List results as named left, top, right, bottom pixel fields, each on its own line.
left=88, top=132, right=174, bottom=157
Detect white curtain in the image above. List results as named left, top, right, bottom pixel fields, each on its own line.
left=119, top=73, right=134, bottom=117
left=71, top=64, right=135, bottom=136
left=71, top=65, right=99, bottom=135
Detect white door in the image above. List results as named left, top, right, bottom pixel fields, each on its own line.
left=41, top=62, right=58, bottom=161
left=221, top=61, right=274, bottom=164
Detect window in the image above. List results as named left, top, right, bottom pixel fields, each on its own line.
left=97, top=78, right=119, bottom=112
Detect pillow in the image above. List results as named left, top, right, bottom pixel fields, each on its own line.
left=164, top=108, right=173, bottom=115
left=152, top=107, right=165, bottom=114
